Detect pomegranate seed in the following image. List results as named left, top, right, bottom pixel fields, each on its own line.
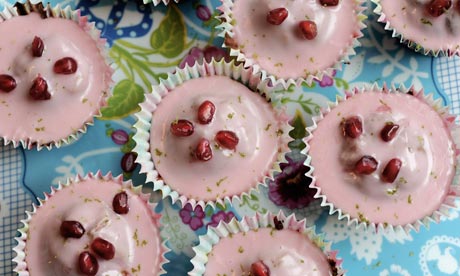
left=29, top=75, right=51, bottom=100
left=60, top=220, right=85, bottom=239
left=342, top=116, right=363, bottom=139
left=273, top=217, right=284, bottom=230
left=251, top=260, right=270, bottom=276
left=381, top=158, right=402, bottom=183
left=195, top=138, right=213, bottom=161
left=31, top=36, right=44, bottom=57
left=78, top=251, right=98, bottom=276
left=354, top=156, right=378, bottom=175
left=0, top=74, right=17, bottom=93
left=113, top=191, right=129, bottom=214
left=298, top=20, right=317, bottom=40
left=215, top=130, right=239, bottom=150
left=380, top=123, right=400, bottom=142
left=53, top=57, right=78, bottom=74
left=121, top=152, right=137, bottom=173
left=91, top=237, right=115, bottom=260
left=319, top=0, right=339, bottom=6
left=425, top=0, right=452, bottom=17
left=266, top=8, right=288, bottom=25
left=170, top=119, right=194, bottom=137
left=197, top=100, right=216, bottom=124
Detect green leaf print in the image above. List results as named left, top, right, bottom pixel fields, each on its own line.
left=150, top=5, right=186, bottom=58
left=289, top=110, right=307, bottom=140
left=100, top=79, right=145, bottom=120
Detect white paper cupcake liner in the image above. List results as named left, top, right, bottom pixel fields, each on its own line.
left=372, top=0, right=460, bottom=57
left=0, top=1, right=113, bottom=151
left=12, top=171, right=169, bottom=276
left=304, top=83, right=460, bottom=233
left=216, top=0, right=367, bottom=89
left=189, top=211, right=345, bottom=276
left=133, top=59, right=291, bottom=210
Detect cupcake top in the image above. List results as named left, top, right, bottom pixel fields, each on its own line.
left=376, top=0, right=460, bottom=55
left=204, top=227, right=333, bottom=276
left=20, top=174, right=165, bottom=275
left=307, top=89, right=457, bottom=226
left=219, top=0, right=364, bottom=83
left=190, top=213, right=343, bottom=276
left=0, top=9, right=111, bottom=149
left=148, top=74, right=286, bottom=203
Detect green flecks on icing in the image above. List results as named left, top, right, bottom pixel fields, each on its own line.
left=82, top=98, right=88, bottom=103
left=386, top=188, right=398, bottom=196
left=237, top=96, right=242, bottom=103
left=420, top=18, right=432, bottom=26
left=133, top=229, right=140, bottom=246
left=206, top=186, right=212, bottom=193
left=237, top=246, right=244, bottom=253
left=407, top=195, right=412, bottom=204
left=227, top=113, right=234, bottom=119
left=131, top=264, right=141, bottom=273
left=274, top=62, right=283, bottom=67
left=155, top=148, right=163, bottom=157
left=34, top=127, right=45, bottom=132
left=265, top=124, right=272, bottom=131
left=276, top=129, right=284, bottom=136
left=398, top=177, right=408, bottom=184
left=239, top=152, right=246, bottom=158
left=357, top=212, right=369, bottom=224
left=216, top=176, right=228, bottom=187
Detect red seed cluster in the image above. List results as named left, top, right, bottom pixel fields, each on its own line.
left=1, top=36, right=78, bottom=99
left=251, top=260, right=271, bottom=276
left=169, top=100, right=240, bottom=162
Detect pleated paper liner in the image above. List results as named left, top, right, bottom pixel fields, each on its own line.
left=13, top=171, right=169, bottom=275
left=304, top=83, right=460, bottom=234
left=0, top=1, right=113, bottom=150
left=373, top=0, right=460, bottom=57
left=189, top=211, right=345, bottom=276
left=216, top=0, right=367, bottom=89
left=133, top=59, right=291, bottom=211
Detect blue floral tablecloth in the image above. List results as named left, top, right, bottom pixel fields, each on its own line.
left=1, top=0, right=460, bottom=275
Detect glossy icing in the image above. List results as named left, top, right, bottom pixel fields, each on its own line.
left=24, top=178, right=162, bottom=275
left=204, top=228, right=332, bottom=276
left=230, top=0, right=361, bottom=79
left=379, top=0, right=460, bottom=51
left=149, top=75, right=284, bottom=202
left=308, top=91, right=456, bottom=225
left=0, top=12, right=110, bottom=145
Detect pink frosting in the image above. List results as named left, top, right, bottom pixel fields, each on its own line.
left=24, top=178, right=163, bottom=275
left=150, top=76, right=284, bottom=201
left=380, top=0, right=460, bottom=51
left=308, top=91, right=456, bottom=225
left=204, top=228, right=332, bottom=276
left=230, top=0, right=361, bottom=79
left=0, top=12, right=110, bottom=145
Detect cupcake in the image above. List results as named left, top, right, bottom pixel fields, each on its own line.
left=133, top=60, right=290, bottom=209
left=373, top=0, right=460, bottom=56
left=13, top=171, right=168, bottom=275
left=305, top=84, right=460, bottom=232
left=0, top=1, right=112, bottom=150
left=217, top=0, right=366, bottom=88
left=189, top=212, right=344, bottom=276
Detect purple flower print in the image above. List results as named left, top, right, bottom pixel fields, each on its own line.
left=207, top=211, right=236, bottom=228
left=196, top=4, right=212, bottom=21
left=179, top=203, right=206, bottom=230
left=268, top=156, right=316, bottom=209
left=179, top=46, right=229, bottom=69
left=315, top=70, right=337, bottom=87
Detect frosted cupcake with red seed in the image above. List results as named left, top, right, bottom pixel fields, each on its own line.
left=133, top=60, right=290, bottom=209
left=0, top=2, right=112, bottom=150
left=189, top=212, right=344, bottom=276
left=305, top=84, right=460, bottom=232
left=373, top=0, right=460, bottom=56
left=13, top=172, right=168, bottom=276
left=217, top=0, right=366, bottom=88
